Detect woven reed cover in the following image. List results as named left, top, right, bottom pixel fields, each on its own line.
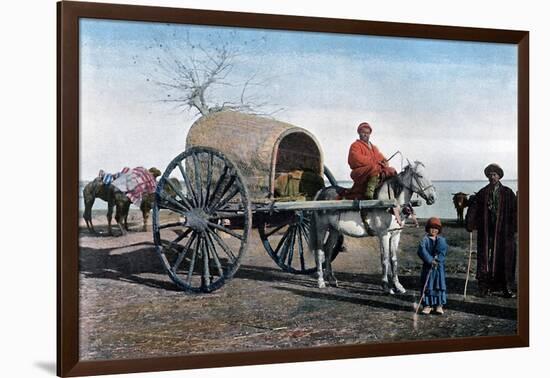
left=186, top=111, right=324, bottom=200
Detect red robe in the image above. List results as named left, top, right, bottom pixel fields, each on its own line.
left=347, top=139, right=386, bottom=195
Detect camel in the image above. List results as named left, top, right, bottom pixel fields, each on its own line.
left=82, top=179, right=156, bottom=235
left=83, top=167, right=167, bottom=235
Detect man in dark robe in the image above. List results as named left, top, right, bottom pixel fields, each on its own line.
left=466, top=163, right=517, bottom=298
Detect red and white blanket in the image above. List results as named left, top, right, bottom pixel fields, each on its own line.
left=112, top=167, right=157, bottom=206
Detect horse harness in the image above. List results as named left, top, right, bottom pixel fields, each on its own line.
left=399, top=165, right=434, bottom=201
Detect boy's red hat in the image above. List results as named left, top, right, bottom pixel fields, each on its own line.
left=425, top=217, right=442, bottom=233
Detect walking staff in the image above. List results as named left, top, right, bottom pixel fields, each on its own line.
left=464, top=232, right=473, bottom=299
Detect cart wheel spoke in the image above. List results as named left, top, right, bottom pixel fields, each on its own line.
left=206, top=165, right=229, bottom=209
left=297, top=224, right=306, bottom=272
left=265, top=223, right=287, bottom=238
left=205, top=231, right=225, bottom=277
left=206, top=221, right=244, bottom=240
left=170, top=228, right=192, bottom=245
left=159, top=221, right=184, bottom=230
left=207, top=228, right=238, bottom=263
left=157, top=202, right=184, bottom=215
left=163, top=178, right=193, bottom=210
left=208, top=173, right=237, bottom=211
left=200, top=235, right=211, bottom=289
left=177, top=162, right=199, bottom=208
left=161, top=227, right=193, bottom=254
left=172, top=232, right=197, bottom=272
left=278, top=227, right=293, bottom=263
left=204, top=153, right=214, bottom=209
left=282, top=227, right=296, bottom=266
left=301, top=219, right=311, bottom=240
left=186, top=236, right=199, bottom=285
left=273, top=227, right=291, bottom=258
left=210, top=185, right=240, bottom=212
left=192, top=153, right=204, bottom=208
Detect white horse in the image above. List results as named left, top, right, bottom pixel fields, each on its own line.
left=309, top=161, right=436, bottom=294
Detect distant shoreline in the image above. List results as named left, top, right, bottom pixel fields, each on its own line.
left=432, top=179, right=518, bottom=183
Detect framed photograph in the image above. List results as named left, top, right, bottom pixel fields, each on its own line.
left=57, top=1, right=529, bottom=376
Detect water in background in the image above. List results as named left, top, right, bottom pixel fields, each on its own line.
left=79, top=180, right=518, bottom=220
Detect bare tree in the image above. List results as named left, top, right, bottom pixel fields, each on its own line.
left=148, top=30, right=281, bottom=117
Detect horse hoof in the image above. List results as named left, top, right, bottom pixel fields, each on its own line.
left=318, top=281, right=326, bottom=289
left=382, top=282, right=394, bottom=294
left=394, top=283, right=407, bottom=294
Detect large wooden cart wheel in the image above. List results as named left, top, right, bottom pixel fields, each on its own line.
left=152, top=147, right=251, bottom=293
left=258, top=166, right=343, bottom=274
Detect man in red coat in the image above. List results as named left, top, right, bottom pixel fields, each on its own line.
left=466, top=163, right=517, bottom=298
left=348, top=122, right=397, bottom=199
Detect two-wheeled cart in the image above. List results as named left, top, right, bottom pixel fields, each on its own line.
left=152, top=111, right=398, bottom=292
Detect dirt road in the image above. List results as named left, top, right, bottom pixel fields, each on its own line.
left=79, top=213, right=517, bottom=360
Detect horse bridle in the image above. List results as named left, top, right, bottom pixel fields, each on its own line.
left=399, top=165, right=434, bottom=200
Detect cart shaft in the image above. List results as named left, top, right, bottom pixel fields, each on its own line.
left=255, top=199, right=398, bottom=212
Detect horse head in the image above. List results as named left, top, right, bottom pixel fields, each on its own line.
left=399, top=161, right=436, bottom=205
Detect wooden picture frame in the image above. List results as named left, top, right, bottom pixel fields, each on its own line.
left=58, top=1, right=529, bottom=376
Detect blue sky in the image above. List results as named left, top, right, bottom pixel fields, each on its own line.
left=80, top=18, right=517, bottom=181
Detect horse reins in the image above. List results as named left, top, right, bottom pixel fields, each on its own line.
left=398, top=165, right=434, bottom=200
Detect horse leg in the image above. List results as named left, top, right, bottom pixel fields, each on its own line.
left=325, top=230, right=340, bottom=287
left=389, top=232, right=406, bottom=294
left=315, top=248, right=327, bottom=288
left=309, top=212, right=327, bottom=289
left=379, top=234, right=394, bottom=294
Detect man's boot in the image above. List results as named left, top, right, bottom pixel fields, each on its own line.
left=502, top=283, right=516, bottom=298
left=478, top=281, right=489, bottom=297
left=365, top=176, right=379, bottom=200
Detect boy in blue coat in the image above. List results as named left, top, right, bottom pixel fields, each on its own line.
left=418, top=217, right=448, bottom=315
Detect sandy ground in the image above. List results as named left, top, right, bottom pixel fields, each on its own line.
left=78, top=210, right=518, bottom=360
